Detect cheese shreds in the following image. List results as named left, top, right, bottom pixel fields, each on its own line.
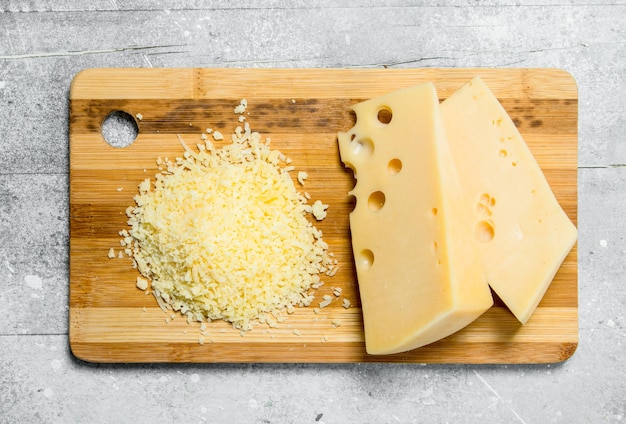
left=136, top=276, right=149, bottom=291
left=234, top=99, right=247, bottom=114
left=311, top=200, right=329, bottom=220
left=123, top=110, right=334, bottom=332
left=297, top=171, right=308, bottom=186
left=319, top=295, right=333, bottom=308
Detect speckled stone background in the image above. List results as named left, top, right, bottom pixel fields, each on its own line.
left=1, top=1, right=624, bottom=423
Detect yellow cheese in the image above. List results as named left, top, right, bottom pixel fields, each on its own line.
left=125, top=119, right=337, bottom=331
left=440, top=77, right=577, bottom=324
left=337, top=83, right=493, bottom=355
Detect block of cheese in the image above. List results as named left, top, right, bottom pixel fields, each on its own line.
left=440, top=76, right=578, bottom=324
left=337, top=83, right=493, bottom=355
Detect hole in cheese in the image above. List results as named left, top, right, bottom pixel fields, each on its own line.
left=358, top=249, right=375, bottom=270
left=477, top=193, right=495, bottom=216
left=475, top=220, right=495, bottom=242
left=476, top=203, right=491, bottom=217
left=348, top=109, right=357, bottom=127
left=377, top=106, right=392, bottom=124
left=342, top=160, right=357, bottom=178
left=351, top=137, right=374, bottom=156
left=347, top=194, right=357, bottom=213
left=431, top=207, right=438, bottom=216
left=388, top=158, right=402, bottom=174
left=368, top=191, right=385, bottom=212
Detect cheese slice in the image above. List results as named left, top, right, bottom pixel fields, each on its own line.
left=337, top=83, right=493, bottom=355
left=440, top=76, right=578, bottom=324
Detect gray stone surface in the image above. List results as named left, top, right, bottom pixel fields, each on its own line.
left=1, top=1, right=625, bottom=423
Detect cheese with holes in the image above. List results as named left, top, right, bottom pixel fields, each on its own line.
left=337, top=83, right=493, bottom=355
left=440, top=76, right=577, bottom=324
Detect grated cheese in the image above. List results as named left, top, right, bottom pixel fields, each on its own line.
left=123, top=108, right=334, bottom=332
left=297, top=171, right=308, bottom=186
left=311, top=200, right=329, bottom=220
left=319, top=295, right=333, bottom=309
left=234, top=99, right=248, bottom=114
left=136, top=276, right=149, bottom=291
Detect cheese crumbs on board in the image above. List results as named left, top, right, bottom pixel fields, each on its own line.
left=311, top=200, right=329, bottom=221
left=297, top=171, right=308, bottom=186
left=123, top=101, right=336, bottom=332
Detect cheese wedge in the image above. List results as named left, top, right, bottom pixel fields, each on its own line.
left=440, top=77, right=577, bottom=324
left=337, top=83, right=493, bottom=355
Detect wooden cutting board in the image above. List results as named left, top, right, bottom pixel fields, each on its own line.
left=69, top=68, right=578, bottom=363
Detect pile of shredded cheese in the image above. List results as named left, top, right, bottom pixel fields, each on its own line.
left=123, top=103, right=335, bottom=331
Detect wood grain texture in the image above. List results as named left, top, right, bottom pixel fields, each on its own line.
left=69, top=68, right=578, bottom=363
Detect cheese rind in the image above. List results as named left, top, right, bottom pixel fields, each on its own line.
left=440, top=76, right=578, bottom=324
left=338, top=83, right=493, bottom=355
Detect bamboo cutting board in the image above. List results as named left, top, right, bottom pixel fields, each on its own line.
left=69, top=68, right=578, bottom=363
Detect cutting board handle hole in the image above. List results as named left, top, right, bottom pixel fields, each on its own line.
left=101, top=110, right=139, bottom=148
